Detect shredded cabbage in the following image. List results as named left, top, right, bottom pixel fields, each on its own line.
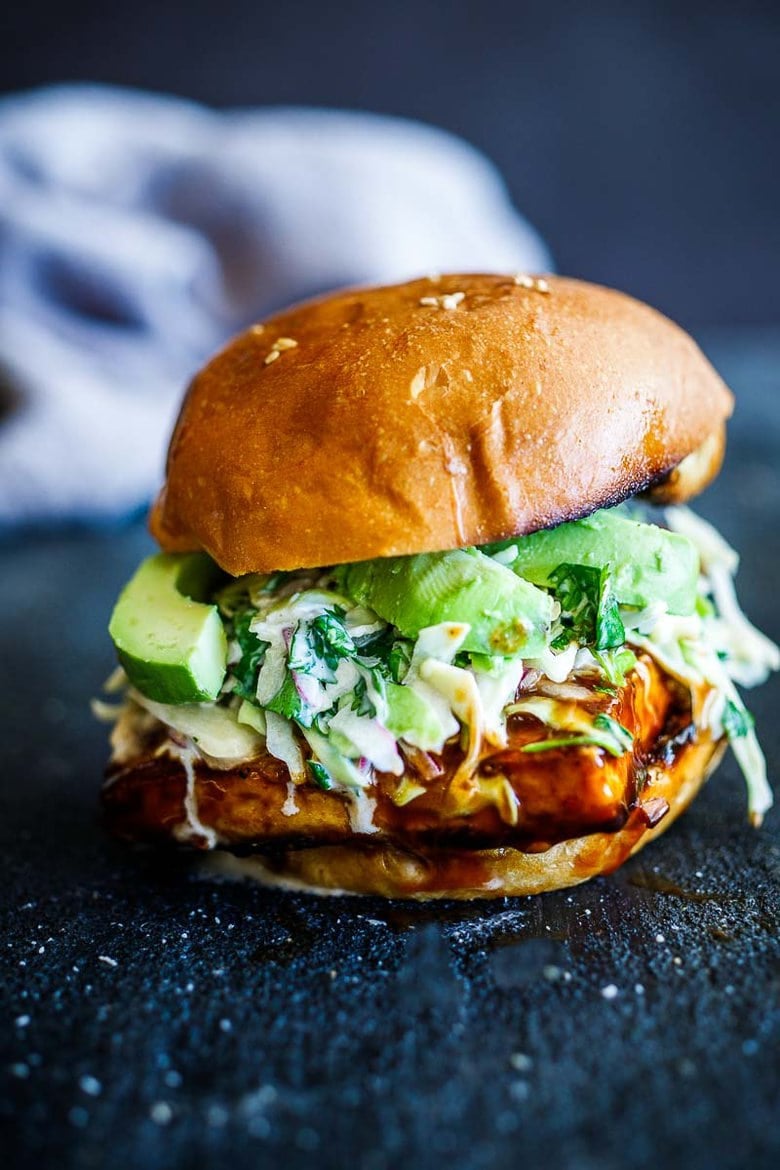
left=111, top=505, right=776, bottom=825
left=128, top=690, right=263, bottom=766
left=264, top=709, right=307, bottom=784
left=631, top=507, right=779, bottom=824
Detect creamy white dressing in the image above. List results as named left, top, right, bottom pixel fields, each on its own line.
left=169, top=742, right=218, bottom=849
left=107, top=506, right=777, bottom=829
left=347, top=790, right=379, bottom=835
left=281, top=780, right=299, bottom=817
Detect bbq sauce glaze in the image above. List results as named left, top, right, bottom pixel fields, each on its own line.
left=104, top=653, right=707, bottom=881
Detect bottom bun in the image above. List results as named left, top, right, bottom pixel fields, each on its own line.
left=198, top=735, right=725, bottom=900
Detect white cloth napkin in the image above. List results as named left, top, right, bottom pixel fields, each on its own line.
left=0, top=85, right=551, bottom=527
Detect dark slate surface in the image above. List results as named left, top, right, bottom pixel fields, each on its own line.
left=2, top=331, right=779, bottom=1169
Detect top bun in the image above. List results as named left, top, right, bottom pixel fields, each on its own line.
left=150, top=274, right=733, bottom=576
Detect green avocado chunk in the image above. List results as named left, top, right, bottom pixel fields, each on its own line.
left=341, top=548, right=555, bottom=657
left=384, top=682, right=447, bottom=751
left=109, top=553, right=228, bottom=704
left=490, top=509, right=699, bottom=615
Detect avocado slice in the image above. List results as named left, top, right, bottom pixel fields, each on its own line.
left=385, top=681, right=449, bottom=751
left=491, top=510, right=699, bottom=615
left=341, top=549, right=555, bottom=657
left=109, top=553, right=228, bottom=704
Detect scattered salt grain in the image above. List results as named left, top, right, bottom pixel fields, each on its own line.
left=150, top=1101, right=173, bottom=1126
left=207, top=1104, right=230, bottom=1127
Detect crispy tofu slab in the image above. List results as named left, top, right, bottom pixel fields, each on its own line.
left=103, top=653, right=707, bottom=855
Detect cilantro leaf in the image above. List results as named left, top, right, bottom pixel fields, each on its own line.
left=595, top=578, right=625, bottom=650
left=309, top=612, right=355, bottom=671
left=592, top=646, right=637, bottom=687
left=264, top=672, right=309, bottom=725
left=287, top=612, right=356, bottom=681
left=592, top=713, right=634, bottom=753
left=521, top=712, right=633, bottom=758
left=548, top=563, right=625, bottom=651
left=285, top=611, right=356, bottom=691
left=230, top=610, right=268, bottom=700
left=367, top=628, right=413, bottom=683
left=350, top=674, right=379, bottom=718
left=287, top=622, right=317, bottom=674
left=722, top=698, right=755, bottom=740
left=308, top=760, right=334, bottom=790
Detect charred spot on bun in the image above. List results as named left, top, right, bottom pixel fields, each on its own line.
left=98, top=275, right=778, bottom=898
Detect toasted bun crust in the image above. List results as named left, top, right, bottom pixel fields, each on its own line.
left=643, top=422, right=726, bottom=505
left=150, top=274, right=733, bottom=575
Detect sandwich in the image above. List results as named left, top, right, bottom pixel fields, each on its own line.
left=97, top=274, right=779, bottom=898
